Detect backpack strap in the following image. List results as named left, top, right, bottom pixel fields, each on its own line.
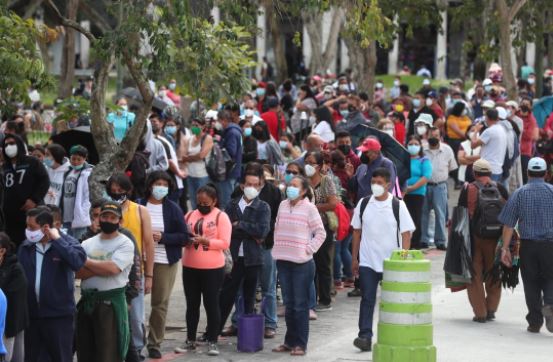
left=392, top=197, right=401, bottom=248
left=359, top=196, right=370, bottom=226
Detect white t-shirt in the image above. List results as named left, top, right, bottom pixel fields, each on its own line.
left=312, top=121, right=335, bottom=143
left=479, top=124, right=507, bottom=175
left=147, top=202, right=168, bottom=264
left=81, top=233, right=134, bottom=291
left=351, top=194, right=415, bottom=272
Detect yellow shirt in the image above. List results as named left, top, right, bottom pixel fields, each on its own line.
left=122, top=201, right=143, bottom=255
left=446, top=115, right=471, bottom=140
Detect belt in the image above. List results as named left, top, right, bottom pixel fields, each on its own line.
left=427, top=181, right=446, bottom=186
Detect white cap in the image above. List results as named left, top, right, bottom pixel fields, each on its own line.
left=423, top=78, right=431, bottom=85
left=506, top=100, right=519, bottom=110
left=375, top=82, right=383, bottom=89
left=414, top=113, right=434, bottom=126
left=496, top=106, right=508, bottom=120
left=482, top=99, right=496, bottom=109
left=300, top=111, right=308, bottom=120
left=482, top=78, right=493, bottom=86
left=205, top=109, right=218, bottom=120
left=323, top=85, right=334, bottom=93
left=528, top=157, right=547, bottom=172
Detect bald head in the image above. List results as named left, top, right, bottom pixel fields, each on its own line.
left=306, top=134, right=324, bottom=152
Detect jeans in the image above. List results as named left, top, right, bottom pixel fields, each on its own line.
left=334, top=234, right=353, bottom=280
left=491, top=173, right=509, bottom=188
left=358, top=266, right=383, bottom=339
left=421, top=182, right=448, bottom=246
left=277, top=259, right=315, bottom=350
left=404, top=194, right=425, bottom=249
left=187, top=176, right=210, bottom=209
left=314, top=229, right=335, bottom=305
left=62, top=223, right=87, bottom=240
left=216, top=178, right=236, bottom=210
left=129, top=279, right=145, bottom=354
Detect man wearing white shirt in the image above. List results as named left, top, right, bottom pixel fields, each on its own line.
left=351, top=167, right=415, bottom=352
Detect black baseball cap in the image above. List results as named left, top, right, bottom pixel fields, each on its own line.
left=100, top=201, right=122, bottom=218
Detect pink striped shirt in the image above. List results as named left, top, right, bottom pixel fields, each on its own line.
left=272, top=198, right=326, bottom=263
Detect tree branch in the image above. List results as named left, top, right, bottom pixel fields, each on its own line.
left=508, top=0, right=528, bottom=21
left=90, top=57, right=117, bottom=161
left=45, top=0, right=96, bottom=42
left=79, top=1, right=113, bottom=34
left=23, top=0, right=44, bottom=19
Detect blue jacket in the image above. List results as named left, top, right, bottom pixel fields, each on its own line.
left=139, top=198, right=189, bottom=264
left=221, top=123, right=243, bottom=180
left=225, top=197, right=270, bottom=267
left=17, top=233, right=86, bottom=319
left=348, top=154, right=397, bottom=203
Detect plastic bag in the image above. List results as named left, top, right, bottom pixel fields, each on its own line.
left=444, top=206, right=474, bottom=285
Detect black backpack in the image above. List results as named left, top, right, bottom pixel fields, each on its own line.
left=470, top=182, right=505, bottom=239
left=359, top=196, right=401, bottom=247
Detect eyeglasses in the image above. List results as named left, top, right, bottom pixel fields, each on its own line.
left=285, top=170, right=299, bottom=175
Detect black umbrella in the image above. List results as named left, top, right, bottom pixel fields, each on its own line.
left=120, top=87, right=169, bottom=112
left=51, top=126, right=99, bottom=165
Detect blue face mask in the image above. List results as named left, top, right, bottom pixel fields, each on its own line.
left=279, top=140, right=288, bottom=149
left=412, top=99, right=421, bottom=108
left=165, top=126, right=177, bottom=136
left=284, top=174, right=294, bottom=184
left=72, top=163, right=84, bottom=171
left=256, top=88, right=266, bottom=97
left=340, top=110, right=349, bottom=118
left=43, top=158, right=54, bottom=168
left=407, top=144, right=421, bottom=156
left=286, top=186, right=301, bottom=200
left=243, top=127, right=252, bottom=137
left=152, top=185, right=169, bottom=201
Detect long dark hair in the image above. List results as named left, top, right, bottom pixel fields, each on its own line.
left=406, top=135, right=424, bottom=157
left=300, top=84, right=318, bottom=105
left=252, top=121, right=271, bottom=142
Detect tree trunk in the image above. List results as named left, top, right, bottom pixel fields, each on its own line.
left=266, top=3, right=288, bottom=83
left=58, top=0, right=79, bottom=99
left=343, top=37, right=377, bottom=99
left=534, top=9, right=545, bottom=97
left=495, top=0, right=518, bottom=99
left=321, top=7, right=344, bottom=73
left=303, top=11, right=323, bottom=74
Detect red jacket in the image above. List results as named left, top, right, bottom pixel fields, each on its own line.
left=261, top=111, right=286, bottom=141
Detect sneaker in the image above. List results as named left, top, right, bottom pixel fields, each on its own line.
left=348, top=288, right=362, bottom=297
left=147, top=348, right=162, bottom=359
left=220, top=325, right=238, bottom=337
left=207, top=343, right=219, bottom=356
left=309, top=309, right=318, bottom=320
left=174, top=340, right=196, bottom=353
left=353, top=337, right=372, bottom=351
left=197, top=333, right=208, bottom=343
left=542, top=305, right=553, bottom=333
left=435, top=244, right=447, bottom=251
left=527, top=325, right=541, bottom=333
left=472, top=316, right=487, bottom=323
left=315, top=303, right=332, bottom=312
left=486, top=311, right=496, bottom=321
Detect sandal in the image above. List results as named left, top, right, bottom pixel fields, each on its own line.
left=290, top=347, right=306, bottom=356
left=272, top=344, right=292, bottom=353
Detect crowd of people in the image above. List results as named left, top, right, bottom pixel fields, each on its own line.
left=0, top=63, right=553, bottom=361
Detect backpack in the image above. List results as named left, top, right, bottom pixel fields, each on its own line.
left=359, top=196, right=401, bottom=247
left=468, top=182, right=505, bottom=239
left=126, top=151, right=150, bottom=200
left=203, top=136, right=236, bottom=182
left=335, top=202, right=351, bottom=241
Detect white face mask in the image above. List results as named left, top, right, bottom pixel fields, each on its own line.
left=25, top=228, right=44, bottom=243
left=243, top=186, right=259, bottom=200
left=468, top=132, right=476, bottom=139
left=416, top=126, right=427, bottom=136
left=393, top=80, right=400, bottom=87
left=305, top=164, right=317, bottom=177
left=371, top=183, right=386, bottom=197
left=4, top=144, right=18, bottom=158
left=425, top=98, right=433, bottom=107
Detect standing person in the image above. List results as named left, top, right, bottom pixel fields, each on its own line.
left=305, top=152, right=338, bottom=311
left=106, top=173, right=154, bottom=357
left=43, top=143, right=70, bottom=206
left=251, top=121, right=284, bottom=166
left=458, top=159, right=508, bottom=323
left=335, top=131, right=361, bottom=171
left=217, top=109, right=243, bottom=210
left=0, top=233, right=28, bottom=362
left=61, top=145, right=92, bottom=239
left=421, top=127, right=458, bottom=250
left=499, top=157, right=553, bottom=334
left=180, top=118, right=213, bottom=209
left=140, top=172, right=188, bottom=359
left=175, top=184, right=231, bottom=356
left=272, top=176, right=326, bottom=356
left=218, top=171, right=271, bottom=334
left=76, top=202, right=135, bottom=362
left=517, top=99, right=539, bottom=184
left=18, top=207, right=86, bottom=362
left=407, top=91, right=437, bottom=138
left=404, top=136, right=432, bottom=249
left=457, top=125, right=481, bottom=184
left=351, top=167, right=415, bottom=351
left=260, top=96, right=286, bottom=141
left=312, top=106, right=336, bottom=143
left=446, top=101, right=472, bottom=189
left=471, top=109, right=507, bottom=183
left=2, top=134, right=49, bottom=246
left=107, top=97, right=136, bottom=143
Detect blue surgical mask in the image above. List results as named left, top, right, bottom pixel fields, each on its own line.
left=168, top=83, right=176, bottom=90
left=339, top=110, right=349, bottom=118
left=256, top=88, right=266, bottom=97
left=244, top=127, right=252, bottom=137
left=286, top=186, right=301, bottom=200
left=165, top=126, right=177, bottom=136
left=43, top=158, right=54, bottom=168
left=484, top=85, right=492, bottom=93
left=72, top=164, right=84, bottom=171
left=407, top=144, right=421, bottom=156
left=279, top=140, right=288, bottom=149
left=152, top=185, right=169, bottom=201
left=412, top=99, right=421, bottom=108
left=284, top=174, right=294, bottom=184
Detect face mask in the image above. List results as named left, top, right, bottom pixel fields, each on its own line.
left=376, top=82, right=383, bottom=89
left=339, top=84, right=349, bottom=92
left=286, top=186, right=300, bottom=200
left=159, top=90, right=167, bottom=97
left=279, top=140, right=288, bottom=149
left=371, top=183, right=386, bottom=197
left=256, top=88, right=266, bottom=97
left=243, top=127, right=252, bottom=137
left=72, top=164, right=84, bottom=171
left=425, top=98, right=433, bottom=107
left=394, top=104, right=404, bottom=112
left=214, top=121, right=223, bottom=131
left=506, top=110, right=512, bottom=118
left=191, top=126, right=202, bottom=136
left=324, top=93, right=332, bottom=101
left=520, top=105, right=530, bottom=113
left=416, top=126, right=427, bottom=136
left=310, top=86, right=318, bottom=94
left=152, top=185, right=169, bottom=200
left=243, top=186, right=259, bottom=200
left=100, top=221, right=119, bottom=234
left=383, top=129, right=394, bottom=137
left=168, top=83, right=177, bottom=90
left=197, top=205, right=211, bottom=215
left=428, top=137, right=440, bottom=147
left=165, top=126, right=177, bottom=136
left=393, top=80, right=400, bottom=86
left=252, top=128, right=264, bottom=140
left=43, top=158, right=54, bottom=168
left=25, top=228, right=44, bottom=243
left=305, top=164, right=317, bottom=177
left=484, top=85, right=492, bottom=93
left=412, top=99, right=421, bottom=108
left=5, top=144, right=18, bottom=158
left=528, top=78, right=535, bottom=85
left=120, top=105, right=128, bottom=112
left=339, top=109, right=349, bottom=118
left=284, top=173, right=294, bottom=184
left=337, top=144, right=351, bottom=155
left=468, top=132, right=476, bottom=139
left=108, top=192, right=127, bottom=204
left=407, top=144, right=421, bottom=155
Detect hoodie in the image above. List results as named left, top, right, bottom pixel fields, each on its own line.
left=144, top=121, right=169, bottom=173
left=60, top=164, right=93, bottom=228
left=44, top=158, right=70, bottom=206
left=221, top=123, right=243, bottom=179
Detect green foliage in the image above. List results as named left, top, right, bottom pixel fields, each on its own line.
left=0, top=7, right=52, bottom=116
left=54, top=97, right=91, bottom=122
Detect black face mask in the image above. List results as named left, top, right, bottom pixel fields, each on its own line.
left=108, top=192, right=127, bottom=204
left=337, top=144, right=351, bottom=155
left=360, top=153, right=370, bottom=164
left=197, top=205, right=212, bottom=215
left=100, top=221, right=119, bottom=234
left=252, top=128, right=264, bottom=140
left=428, top=137, right=440, bottom=147
left=520, top=105, right=530, bottom=113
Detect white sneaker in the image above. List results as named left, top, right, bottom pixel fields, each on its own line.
left=174, top=340, right=196, bottom=353
left=207, top=343, right=219, bottom=356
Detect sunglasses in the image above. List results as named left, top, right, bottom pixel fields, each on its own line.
left=285, top=170, right=299, bottom=175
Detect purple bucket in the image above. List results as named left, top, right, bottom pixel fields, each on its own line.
left=237, top=298, right=265, bottom=352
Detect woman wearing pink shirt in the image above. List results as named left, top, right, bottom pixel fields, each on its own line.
left=175, top=184, right=231, bottom=356
left=272, top=176, right=326, bottom=356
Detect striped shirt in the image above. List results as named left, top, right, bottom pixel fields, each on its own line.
left=272, top=198, right=326, bottom=264
left=423, top=143, right=458, bottom=183
left=498, top=178, right=553, bottom=241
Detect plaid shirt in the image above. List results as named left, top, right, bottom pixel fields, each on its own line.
left=498, top=178, right=553, bottom=241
